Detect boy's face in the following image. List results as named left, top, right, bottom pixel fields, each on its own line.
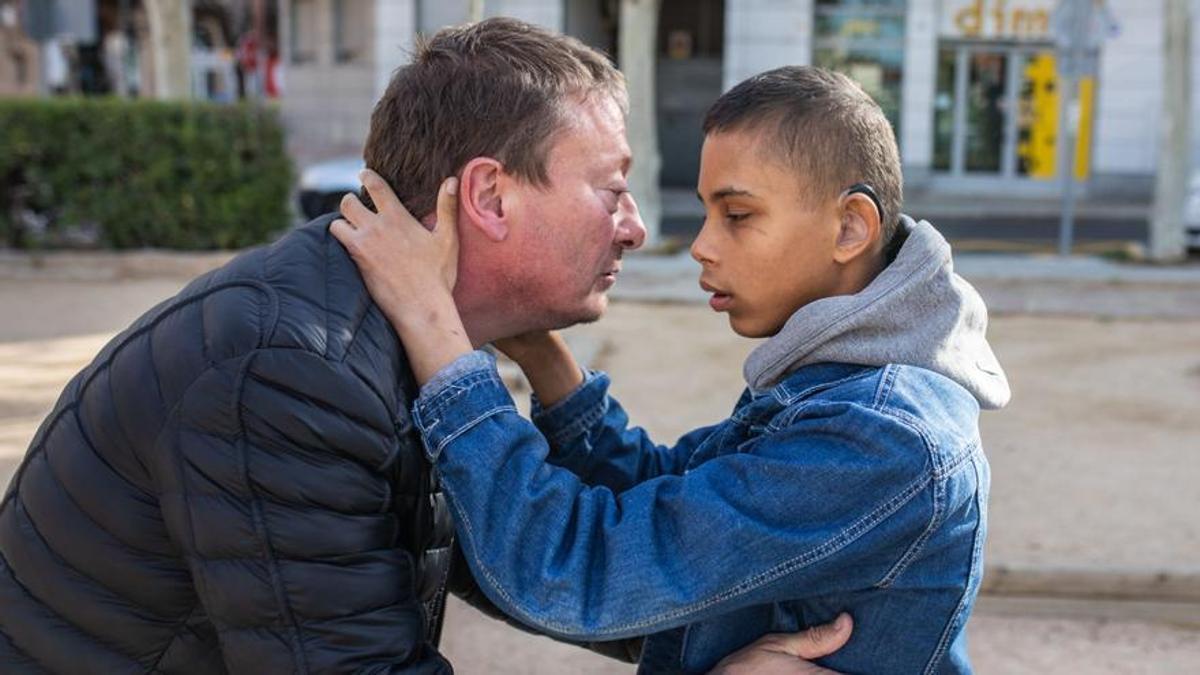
left=692, top=129, right=845, bottom=338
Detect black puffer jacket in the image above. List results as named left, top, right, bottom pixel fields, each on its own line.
left=0, top=219, right=457, bottom=673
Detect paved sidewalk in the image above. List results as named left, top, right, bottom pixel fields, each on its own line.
left=0, top=259, right=1197, bottom=672
left=614, top=250, right=1200, bottom=319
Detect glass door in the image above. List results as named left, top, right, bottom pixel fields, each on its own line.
left=933, top=42, right=1066, bottom=181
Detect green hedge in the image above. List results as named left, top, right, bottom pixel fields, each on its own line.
left=0, top=98, right=293, bottom=249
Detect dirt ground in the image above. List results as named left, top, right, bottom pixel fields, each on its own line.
left=1, top=278, right=1198, bottom=672
left=564, top=303, right=1200, bottom=573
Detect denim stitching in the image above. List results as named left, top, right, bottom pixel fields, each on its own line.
left=775, top=369, right=877, bottom=408
left=533, top=370, right=604, bottom=418
left=429, top=405, right=519, bottom=459
left=447, top=469, right=932, bottom=639
left=872, top=364, right=899, bottom=411
left=885, top=405, right=980, bottom=480
left=876, top=463, right=945, bottom=588
left=423, top=371, right=505, bottom=416
left=922, top=455, right=988, bottom=675
left=545, top=398, right=608, bottom=448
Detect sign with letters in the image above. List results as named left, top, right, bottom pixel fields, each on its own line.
left=940, top=0, right=1057, bottom=41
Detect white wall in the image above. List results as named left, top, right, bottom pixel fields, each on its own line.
left=1193, top=0, right=1200, bottom=170
left=280, top=0, right=385, bottom=163
left=374, top=0, right=417, bottom=100
left=900, top=0, right=938, bottom=171
left=420, top=2, right=469, bottom=34
left=491, top=0, right=564, bottom=32
left=724, top=0, right=813, bottom=92
left=1093, top=0, right=1164, bottom=175
left=379, top=0, right=562, bottom=116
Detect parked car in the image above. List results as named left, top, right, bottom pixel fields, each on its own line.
left=298, top=157, right=363, bottom=220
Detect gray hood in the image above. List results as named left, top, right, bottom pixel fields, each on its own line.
left=743, top=215, right=1011, bottom=409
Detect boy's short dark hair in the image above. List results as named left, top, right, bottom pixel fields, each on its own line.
left=703, top=66, right=903, bottom=250
left=364, top=17, right=626, bottom=218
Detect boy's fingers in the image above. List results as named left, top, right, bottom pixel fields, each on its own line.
left=359, top=168, right=407, bottom=218
left=774, top=613, right=853, bottom=660
left=433, top=177, right=460, bottom=236
left=339, top=191, right=373, bottom=227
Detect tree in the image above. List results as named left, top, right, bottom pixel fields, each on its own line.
left=1149, top=0, right=1192, bottom=261
left=144, top=0, right=193, bottom=100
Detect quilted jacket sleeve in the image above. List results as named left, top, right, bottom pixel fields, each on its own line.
left=158, top=346, right=450, bottom=674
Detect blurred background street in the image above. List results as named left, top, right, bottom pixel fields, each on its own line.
left=4, top=0, right=1200, bottom=672
left=1, top=255, right=1198, bottom=672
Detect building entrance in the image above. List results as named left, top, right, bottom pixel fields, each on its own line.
left=933, top=42, right=1086, bottom=181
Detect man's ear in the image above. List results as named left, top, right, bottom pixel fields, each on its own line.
left=833, top=193, right=881, bottom=264
left=459, top=157, right=509, bottom=242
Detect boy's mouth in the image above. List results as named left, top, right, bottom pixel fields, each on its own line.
left=699, top=280, right=734, bottom=311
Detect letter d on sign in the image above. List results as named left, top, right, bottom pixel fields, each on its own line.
left=956, top=0, right=985, bottom=37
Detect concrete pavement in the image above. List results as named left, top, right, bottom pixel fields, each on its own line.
left=0, top=252, right=1197, bottom=672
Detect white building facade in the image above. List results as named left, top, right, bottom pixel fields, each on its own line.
left=279, top=0, right=1200, bottom=201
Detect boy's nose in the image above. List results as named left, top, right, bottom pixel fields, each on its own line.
left=691, top=218, right=717, bottom=265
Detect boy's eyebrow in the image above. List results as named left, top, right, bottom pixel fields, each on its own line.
left=696, top=187, right=756, bottom=203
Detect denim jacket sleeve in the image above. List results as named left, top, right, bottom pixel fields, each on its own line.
left=530, top=369, right=720, bottom=492
left=412, top=352, right=936, bottom=642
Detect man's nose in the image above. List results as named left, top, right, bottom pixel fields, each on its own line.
left=616, top=192, right=647, bottom=250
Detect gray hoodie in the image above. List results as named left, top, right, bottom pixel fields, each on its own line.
left=743, top=215, right=1011, bottom=410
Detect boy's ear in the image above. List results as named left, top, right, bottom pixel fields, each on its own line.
left=833, top=193, right=881, bottom=264
left=459, top=157, right=509, bottom=242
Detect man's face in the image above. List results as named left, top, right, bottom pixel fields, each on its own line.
left=692, top=129, right=843, bottom=338
left=503, top=95, right=646, bottom=329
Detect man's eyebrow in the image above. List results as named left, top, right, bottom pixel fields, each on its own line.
left=697, top=187, right=756, bottom=203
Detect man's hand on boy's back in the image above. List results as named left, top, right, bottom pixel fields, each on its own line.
left=709, top=613, right=852, bottom=675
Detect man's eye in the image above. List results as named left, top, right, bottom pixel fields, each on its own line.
left=604, top=188, right=626, bottom=212
left=726, top=212, right=750, bottom=223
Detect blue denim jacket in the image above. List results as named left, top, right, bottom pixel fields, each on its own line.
left=413, top=352, right=989, bottom=674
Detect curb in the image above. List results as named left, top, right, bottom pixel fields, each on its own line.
left=981, top=564, right=1200, bottom=604
left=0, top=250, right=235, bottom=281
left=5, top=248, right=1200, bottom=285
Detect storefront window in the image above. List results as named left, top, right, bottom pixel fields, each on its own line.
left=291, top=0, right=318, bottom=64
left=813, top=0, right=907, bottom=135
left=932, top=0, right=1096, bottom=181
left=333, top=0, right=370, bottom=64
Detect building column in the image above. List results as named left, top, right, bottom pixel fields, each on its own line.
left=900, top=0, right=938, bottom=176
left=620, top=0, right=663, bottom=245
left=374, top=0, right=417, bottom=101
left=723, top=0, right=812, bottom=93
